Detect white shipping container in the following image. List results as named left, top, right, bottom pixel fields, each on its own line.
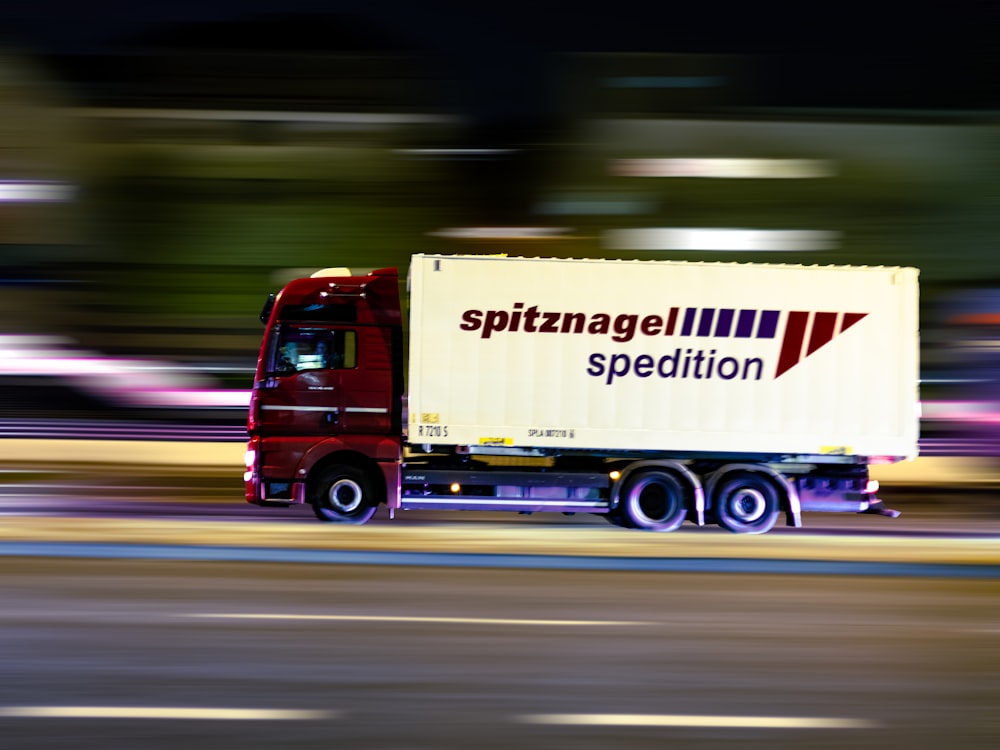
left=407, top=254, right=919, bottom=461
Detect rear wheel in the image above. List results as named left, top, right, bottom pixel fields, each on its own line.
left=311, top=464, right=377, bottom=524
left=619, top=470, right=688, bottom=532
left=713, top=472, right=780, bottom=534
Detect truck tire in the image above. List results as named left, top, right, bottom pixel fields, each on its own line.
left=311, top=465, right=378, bottom=524
left=712, top=472, right=780, bottom=534
left=619, top=470, right=688, bottom=532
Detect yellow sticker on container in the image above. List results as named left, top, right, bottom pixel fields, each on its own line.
left=421, top=413, right=440, bottom=424
left=479, top=437, right=513, bottom=446
left=820, top=446, right=852, bottom=455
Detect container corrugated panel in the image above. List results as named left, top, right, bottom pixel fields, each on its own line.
left=406, top=254, right=919, bottom=460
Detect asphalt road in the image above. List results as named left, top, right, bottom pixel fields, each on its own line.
left=0, top=462, right=998, bottom=749
left=0, top=558, right=997, bottom=750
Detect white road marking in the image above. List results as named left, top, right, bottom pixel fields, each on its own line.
left=517, top=713, right=878, bottom=729
left=186, top=613, right=650, bottom=627
left=0, top=706, right=335, bottom=721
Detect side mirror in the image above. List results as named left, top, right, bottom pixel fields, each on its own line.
left=259, top=293, right=276, bottom=325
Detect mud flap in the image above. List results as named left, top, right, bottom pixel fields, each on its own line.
left=863, top=499, right=901, bottom=518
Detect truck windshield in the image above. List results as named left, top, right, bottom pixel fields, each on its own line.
left=269, top=326, right=356, bottom=374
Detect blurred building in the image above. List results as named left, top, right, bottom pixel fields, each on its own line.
left=0, top=9, right=997, bottom=441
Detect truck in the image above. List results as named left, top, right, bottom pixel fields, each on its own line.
left=244, top=254, right=919, bottom=534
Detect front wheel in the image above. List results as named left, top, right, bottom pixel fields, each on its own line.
left=712, top=472, right=780, bottom=534
left=311, top=465, right=378, bottom=524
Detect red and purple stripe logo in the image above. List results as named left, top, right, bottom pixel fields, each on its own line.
left=668, top=307, right=868, bottom=378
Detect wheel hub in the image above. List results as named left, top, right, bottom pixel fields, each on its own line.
left=329, top=478, right=363, bottom=513
left=729, top=488, right=766, bottom=522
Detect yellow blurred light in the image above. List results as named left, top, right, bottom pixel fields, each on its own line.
left=610, top=158, right=836, bottom=179
left=609, top=470, right=621, bottom=481
left=450, top=483, right=461, bottom=493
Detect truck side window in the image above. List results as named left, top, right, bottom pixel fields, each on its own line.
left=272, top=328, right=356, bottom=374
left=277, top=340, right=300, bottom=373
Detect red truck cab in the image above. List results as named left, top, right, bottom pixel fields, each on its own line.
left=244, top=267, right=403, bottom=522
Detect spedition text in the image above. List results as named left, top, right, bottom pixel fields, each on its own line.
left=588, top=348, right=763, bottom=384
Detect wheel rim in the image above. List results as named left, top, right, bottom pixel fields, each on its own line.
left=726, top=487, right=766, bottom=523
left=328, top=478, right=364, bottom=513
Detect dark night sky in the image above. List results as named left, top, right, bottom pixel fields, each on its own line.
left=0, top=1, right=997, bottom=113
left=0, top=1, right=993, bottom=55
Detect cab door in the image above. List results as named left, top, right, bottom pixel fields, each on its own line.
left=258, top=324, right=394, bottom=438
left=257, top=325, right=351, bottom=437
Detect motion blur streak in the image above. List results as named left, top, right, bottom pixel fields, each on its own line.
left=429, top=226, right=571, bottom=239
left=0, top=180, right=74, bottom=202
left=604, top=228, right=840, bottom=252
left=923, top=400, right=1000, bottom=424
left=0, top=335, right=246, bottom=409
left=518, top=713, right=878, bottom=729
left=0, top=419, right=245, bottom=440
left=186, top=613, right=651, bottom=626
left=70, top=107, right=459, bottom=127
left=610, top=158, right=837, bottom=178
left=0, top=706, right=335, bottom=721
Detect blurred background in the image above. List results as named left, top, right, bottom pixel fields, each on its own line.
left=0, top=1, right=998, bottom=461
left=3, top=13, right=997, bottom=747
